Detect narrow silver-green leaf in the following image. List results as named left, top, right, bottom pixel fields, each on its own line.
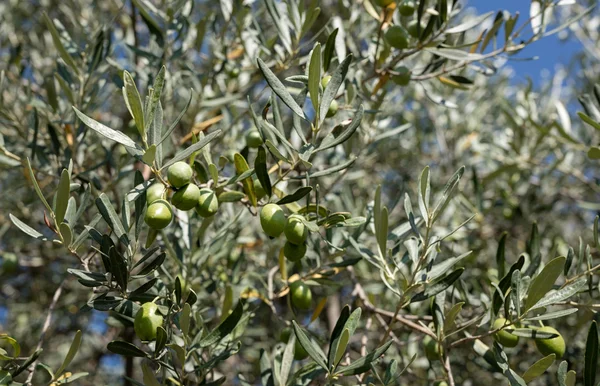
left=524, top=256, right=566, bottom=312
left=279, top=334, right=295, bottom=386
left=522, top=354, right=555, bottom=383
left=316, top=105, right=363, bottom=153
left=146, top=66, right=166, bottom=132
left=95, top=193, right=128, bottom=243
left=584, top=321, right=598, bottom=386
left=180, top=303, right=191, bottom=336
left=529, top=277, right=586, bottom=311
left=54, top=169, right=71, bottom=224
left=53, top=330, right=82, bottom=381
left=73, top=107, right=140, bottom=151
left=257, top=58, right=306, bottom=119
left=9, top=214, right=47, bottom=241
left=43, top=13, right=79, bottom=75
left=122, top=71, right=145, bottom=139
left=26, top=158, right=53, bottom=214
left=292, top=157, right=356, bottom=179
left=159, top=91, right=193, bottom=145
left=161, top=130, right=222, bottom=170
left=336, top=340, right=392, bottom=376
left=308, top=43, right=322, bottom=117
left=292, top=321, right=328, bottom=370
left=319, top=54, right=352, bottom=124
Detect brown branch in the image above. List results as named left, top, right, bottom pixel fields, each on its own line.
left=352, top=278, right=435, bottom=338
left=443, top=355, right=456, bottom=386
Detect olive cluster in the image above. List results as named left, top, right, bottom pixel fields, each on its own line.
left=422, top=318, right=566, bottom=366
left=374, top=0, right=420, bottom=86
left=491, top=318, right=566, bottom=359
left=144, top=161, right=218, bottom=230
left=259, top=204, right=309, bottom=263
left=259, top=203, right=314, bottom=310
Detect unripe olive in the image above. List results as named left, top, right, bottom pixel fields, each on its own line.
left=492, top=318, right=520, bottom=348
left=284, top=241, right=307, bottom=262
left=399, top=0, right=416, bottom=16
left=289, top=281, right=312, bottom=310
left=434, top=382, right=449, bottom=386
left=326, top=99, right=339, bottom=118
left=228, top=67, right=240, bottom=78
left=145, top=199, right=173, bottom=230
left=407, top=20, right=427, bottom=38
left=1, top=253, right=18, bottom=274
left=253, top=178, right=267, bottom=199
left=245, top=130, right=263, bottom=148
left=279, top=327, right=309, bottom=360
left=171, top=183, right=201, bottom=211
left=196, top=188, right=219, bottom=217
left=392, top=66, right=412, bottom=86
left=260, top=203, right=286, bottom=237
left=534, top=326, right=566, bottom=359
left=134, top=302, right=163, bottom=341
left=373, top=0, right=394, bottom=7
left=167, top=161, right=193, bottom=188
left=423, top=335, right=443, bottom=361
left=146, top=183, right=165, bottom=205
left=385, top=25, right=409, bottom=49
left=321, top=75, right=332, bottom=89
left=284, top=215, right=308, bottom=245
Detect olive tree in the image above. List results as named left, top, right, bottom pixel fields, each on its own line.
left=1, top=0, right=600, bottom=385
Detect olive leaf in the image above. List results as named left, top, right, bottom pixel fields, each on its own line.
left=161, top=130, right=222, bottom=170
left=122, top=70, right=145, bottom=139
left=584, top=321, right=598, bottom=386
left=257, top=58, right=306, bottom=119
left=319, top=54, right=352, bottom=124
left=73, top=107, right=142, bottom=153
left=107, top=341, right=147, bottom=357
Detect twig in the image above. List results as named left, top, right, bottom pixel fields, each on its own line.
left=442, top=355, right=456, bottom=386
left=24, top=279, right=66, bottom=385
left=352, top=277, right=435, bottom=338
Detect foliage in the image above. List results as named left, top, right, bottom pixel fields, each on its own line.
left=1, top=0, right=600, bottom=385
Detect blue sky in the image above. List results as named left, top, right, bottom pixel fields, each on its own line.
left=468, top=0, right=581, bottom=83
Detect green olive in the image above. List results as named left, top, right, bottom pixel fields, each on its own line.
left=1, top=253, right=18, bottom=274
left=260, top=203, right=286, bottom=238
left=321, top=75, right=332, bottom=89
left=146, top=183, right=165, bottom=205
left=171, top=183, right=201, bottom=211
left=391, top=66, right=411, bottom=86
left=398, top=0, right=416, bottom=16
left=228, top=67, right=240, bottom=78
left=196, top=188, right=219, bottom=217
left=423, top=335, right=443, bottom=361
left=245, top=130, right=263, bottom=148
left=534, top=326, right=566, bottom=359
left=385, top=25, right=409, bottom=49
left=492, top=318, right=520, bottom=348
left=289, top=281, right=312, bottom=310
left=253, top=178, right=267, bottom=199
left=284, top=215, right=308, bottom=245
left=167, top=161, right=193, bottom=188
left=326, top=99, right=339, bottom=118
left=407, top=20, right=427, bottom=39
left=134, top=302, right=163, bottom=341
left=284, top=241, right=307, bottom=262
left=145, top=199, right=173, bottom=230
